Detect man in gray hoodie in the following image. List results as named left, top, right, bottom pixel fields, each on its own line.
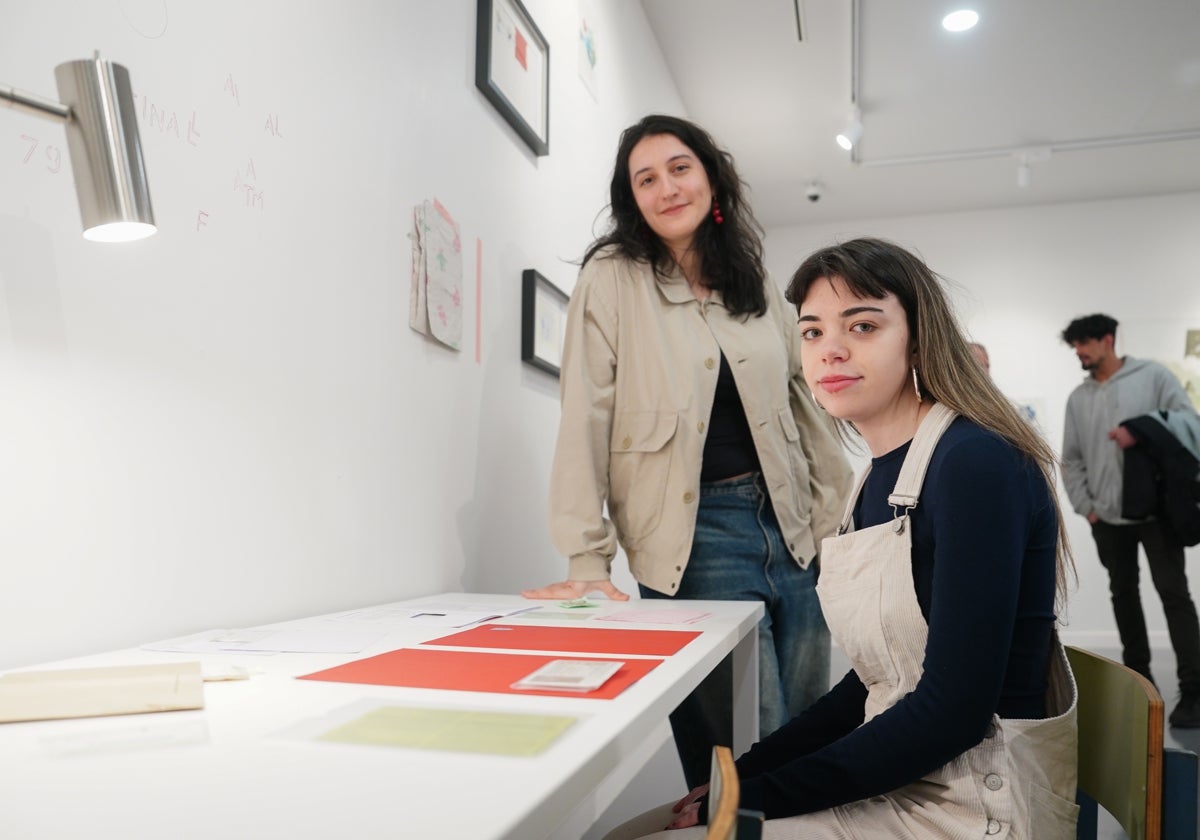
left=1062, top=313, right=1200, bottom=727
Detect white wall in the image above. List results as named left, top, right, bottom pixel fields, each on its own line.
left=0, top=0, right=683, bottom=670
left=764, top=191, right=1200, bottom=648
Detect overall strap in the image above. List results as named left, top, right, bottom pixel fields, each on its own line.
left=836, top=465, right=872, bottom=536
left=888, top=402, right=958, bottom=524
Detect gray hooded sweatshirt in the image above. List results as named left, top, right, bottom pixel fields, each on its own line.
left=1062, top=356, right=1195, bottom=523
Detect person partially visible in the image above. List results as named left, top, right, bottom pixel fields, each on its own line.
left=1061, top=313, right=1200, bottom=727
left=968, top=341, right=990, bottom=373
left=609, top=238, right=1079, bottom=839
left=523, top=115, right=853, bottom=789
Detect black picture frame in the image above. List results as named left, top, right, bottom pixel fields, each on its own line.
left=521, top=269, right=568, bottom=377
left=475, top=0, right=550, bottom=156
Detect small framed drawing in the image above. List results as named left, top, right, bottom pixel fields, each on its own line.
left=475, top=0, right=550, bottom=156
left=522, top=269, right=568, bottom=377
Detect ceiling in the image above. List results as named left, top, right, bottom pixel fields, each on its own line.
left=640, top=0, right=1200, bottom=227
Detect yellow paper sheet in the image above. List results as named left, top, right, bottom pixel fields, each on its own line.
left=317, top=706, right=575, bottom=756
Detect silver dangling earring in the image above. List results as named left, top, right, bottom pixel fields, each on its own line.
left=912, top=367, right=923, bottom=403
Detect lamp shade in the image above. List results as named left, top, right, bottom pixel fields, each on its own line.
left=54, top=56, right=155, bottom=242
left=836, top=111, right=864, bottom=151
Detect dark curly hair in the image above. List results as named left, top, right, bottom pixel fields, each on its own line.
left=1061, top=314, right=1118, bottom=345
left=583, top=114, right=767, bottom=318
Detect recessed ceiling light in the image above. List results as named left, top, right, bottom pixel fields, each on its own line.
left=942, top=10, right=979, bottom=32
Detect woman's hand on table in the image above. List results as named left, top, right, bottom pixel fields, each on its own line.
left=520, top=579, right=630, bottom=601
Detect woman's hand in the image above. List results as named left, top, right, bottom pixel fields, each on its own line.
left=666, top=783, right=709, bottom=829
left=520, top=580, right=630, bottom=601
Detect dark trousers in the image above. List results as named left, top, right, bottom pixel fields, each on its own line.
left=1092, top=519, right=1200, bottom=693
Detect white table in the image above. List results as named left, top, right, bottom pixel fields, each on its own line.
left=0, top=593, right=761, bottom=839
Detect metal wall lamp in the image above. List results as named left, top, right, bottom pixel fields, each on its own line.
left=1, top=52, right=155, bottom=242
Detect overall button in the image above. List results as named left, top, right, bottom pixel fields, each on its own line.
left=704, top=357, right=715, bottom=370
left=984, top=723, right=997, bottom=738
left=621, top=436, right=632, bottom=449
left=697, top=421, right=706, bottom=433
left=683, top=491, right=695, bottom=503
left=985, top=818, right=1001, bottom=835
left=983, top=773, right=1003, bottom=791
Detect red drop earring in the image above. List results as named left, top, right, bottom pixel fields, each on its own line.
left=712, top=198, right=724, bottom=225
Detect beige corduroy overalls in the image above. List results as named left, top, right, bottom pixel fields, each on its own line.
left=621, top=404, right=1079, bottom=840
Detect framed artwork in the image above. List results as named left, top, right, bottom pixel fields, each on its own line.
left=475, top=0, right=550, bottom=156
left=521, top=269, right=568, bottom=377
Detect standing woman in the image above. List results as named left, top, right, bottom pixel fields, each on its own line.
left=522, top=115, right=852, bottom=789
left=619, top=238, right=1078, bottom=839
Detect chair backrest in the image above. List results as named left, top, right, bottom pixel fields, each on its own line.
left=706, top=745, right=740, bottom=840
left=1066, top=645, right=1163, bottom=840
left=705, top=745, right=766, bottom=840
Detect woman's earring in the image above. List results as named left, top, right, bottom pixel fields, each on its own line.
left=912, top=367, right=923, bottom=403
left=711, top=198, right=724, bottom=225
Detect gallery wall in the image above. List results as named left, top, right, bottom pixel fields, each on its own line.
left=0, top=0, right=681, bottom=669
left=763, top=190, right=1200, bottom=647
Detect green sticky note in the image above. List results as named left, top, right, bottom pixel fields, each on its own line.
left=317, top=707, right=576, bottom=757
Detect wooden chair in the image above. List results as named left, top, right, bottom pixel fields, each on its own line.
left=1066, top=645, right=1198, bottom=840
left=706, top=745, right=765, bottom=840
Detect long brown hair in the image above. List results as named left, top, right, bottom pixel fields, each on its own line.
left=787, top=237, right=1076, bottom=604
left=584, top=114, right=767, bottom=318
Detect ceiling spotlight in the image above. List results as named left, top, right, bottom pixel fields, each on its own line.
left=1013, top=147, right=1051, bottom=189
left=942, top=10, right=979, bottom=32
left=1016, top=162, right=1032, bottom=188
left=836, top=107, right=863, bottom=151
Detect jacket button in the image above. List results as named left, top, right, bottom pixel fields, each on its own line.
left=986, top=819, right=1001, bottom=834
left=984, top=773, right=1003, bottom=791
left=697, top=421, right=706, bottom=433
left=683, top=491, right=695, bottom=503
left=621, top=436, right=632, bottom=449
left=704, top=357, right=715, bottom=370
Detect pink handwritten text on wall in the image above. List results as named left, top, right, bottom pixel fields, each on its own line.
left=132, top=93, right=201, bottom=146
left=18, top=134, right=62, bottom=174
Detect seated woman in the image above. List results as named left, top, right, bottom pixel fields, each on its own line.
left=612, top=237, right=1079, bottom=839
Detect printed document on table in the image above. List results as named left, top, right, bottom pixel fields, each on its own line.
left=326, top=600, right=538, bottom=628
left=144, top=627, right=386, bottom=654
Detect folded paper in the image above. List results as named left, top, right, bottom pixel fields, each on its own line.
left=0, top=662, right=204, bottom=723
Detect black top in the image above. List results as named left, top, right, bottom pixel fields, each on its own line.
left=700, top=352, right=761, bottom=482
left=733, top=417, right=1058, bottom=820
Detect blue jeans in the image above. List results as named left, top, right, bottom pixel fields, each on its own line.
left=639, top=471, right=831, bottom=788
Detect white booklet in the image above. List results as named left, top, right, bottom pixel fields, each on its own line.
left=511, top=659, right=625, bottom=693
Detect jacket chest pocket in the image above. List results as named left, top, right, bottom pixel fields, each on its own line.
left=608, top=411, right=680, bottom=543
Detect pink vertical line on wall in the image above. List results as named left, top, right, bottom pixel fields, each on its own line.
left=475, top=237, right=483, bottom=364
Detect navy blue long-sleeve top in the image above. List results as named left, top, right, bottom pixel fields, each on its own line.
left=734, top=417, right=1059, bottom=819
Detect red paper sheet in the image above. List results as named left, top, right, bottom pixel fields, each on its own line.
left=422, top=623, right=700, bottom=656
left=297, top=648, right=661, bottom=699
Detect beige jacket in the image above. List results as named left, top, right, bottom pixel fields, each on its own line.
left=549, top=249, right=852, bottom=595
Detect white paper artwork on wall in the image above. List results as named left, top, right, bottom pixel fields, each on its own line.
left=409, top=199, right=464, bottom=350
left=577, top=0, right=598, bottom=101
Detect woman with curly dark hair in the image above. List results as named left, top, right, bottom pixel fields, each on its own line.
left=523, top=115, right=852, bottom=789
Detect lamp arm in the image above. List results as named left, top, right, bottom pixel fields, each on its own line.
left=0, top=83, right=70, bottom=123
